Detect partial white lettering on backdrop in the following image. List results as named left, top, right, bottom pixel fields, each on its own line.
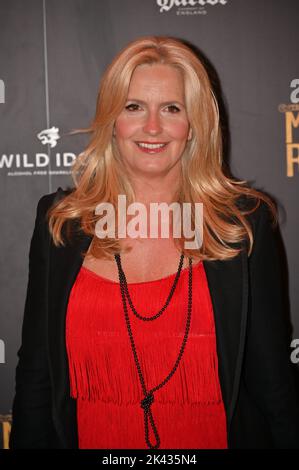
left=0, top=79, right=5, bottom=104
left=157, top=0, right=227, bottom=13
left=0, top=339, right=5, bottom=364
left=0, top=153, right=76, bottom=169
left=290, top=79, right=299, bottom=104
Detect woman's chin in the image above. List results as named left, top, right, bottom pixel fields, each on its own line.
left=135, top=164, right=170, bottom=176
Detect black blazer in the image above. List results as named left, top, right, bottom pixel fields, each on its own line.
left=10, top=187, right=299, bottom=449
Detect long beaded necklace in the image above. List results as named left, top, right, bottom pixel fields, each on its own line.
left=114, top=253, right=193, bottom=449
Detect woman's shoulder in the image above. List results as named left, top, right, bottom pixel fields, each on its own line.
left=235, top=194, right=279, bottom=257
left=37, top=186, right=74, bottom=213
left=236, top=194, right=277, bottom=227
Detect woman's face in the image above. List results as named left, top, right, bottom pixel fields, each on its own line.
left=114, top=63, right=192, bottom=178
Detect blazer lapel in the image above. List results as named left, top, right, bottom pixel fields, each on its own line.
left=203, top=248, right=249, bottom=433
left=48, top=226, right=92, bottom=448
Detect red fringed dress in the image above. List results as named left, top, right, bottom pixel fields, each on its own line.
left=66, top=261, right=228, bottom=449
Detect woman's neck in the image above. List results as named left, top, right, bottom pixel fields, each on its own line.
left=130, top=173, right=182, bottom=206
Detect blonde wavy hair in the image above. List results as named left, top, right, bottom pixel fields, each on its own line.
left=48, top=35, right=277, bottom=261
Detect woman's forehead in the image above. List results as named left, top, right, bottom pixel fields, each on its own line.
left=127, top=63, right=185, bottom=100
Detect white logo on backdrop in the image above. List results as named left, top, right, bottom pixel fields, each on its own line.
left=278, top=79, right=299, bottom=178
left=0, top=79, right=4, bottom=104
left=37, top=126, right=60, bottom=148
left=156, top=0, right=228, bottom=15
left=0, top=339, right=5, bottom=364
left=0, top=126, right=75, bottom=177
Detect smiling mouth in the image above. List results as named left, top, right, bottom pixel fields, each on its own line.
left=135, top=142, right=169, bottom=153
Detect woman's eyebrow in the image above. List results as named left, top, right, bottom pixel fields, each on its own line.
left=126, top=98, right=185, bottom=107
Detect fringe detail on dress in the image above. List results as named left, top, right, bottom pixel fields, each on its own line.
left=67, top=333, right=223, bottom=405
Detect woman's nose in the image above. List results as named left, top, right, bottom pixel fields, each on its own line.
left=143, top=111, right=162, bottom=135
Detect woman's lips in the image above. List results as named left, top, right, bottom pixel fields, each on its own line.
left=135, top=142, right=169, bottom=154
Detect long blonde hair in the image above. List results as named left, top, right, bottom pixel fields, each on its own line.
left=48, top=36, right=277, bottom=261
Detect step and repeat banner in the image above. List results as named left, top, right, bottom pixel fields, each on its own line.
left=0, top=0, right=298, bottom=449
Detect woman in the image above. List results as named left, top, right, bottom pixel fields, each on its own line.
left=10, top=36, right=299, bottom=449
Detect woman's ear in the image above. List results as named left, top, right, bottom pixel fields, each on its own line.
left=187, top=127, right=193, bottom=141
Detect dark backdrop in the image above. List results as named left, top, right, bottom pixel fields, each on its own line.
left=0, top=0, right=298, bottom=447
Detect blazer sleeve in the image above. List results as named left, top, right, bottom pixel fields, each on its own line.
left=244, top=202, right=299, bottom=448
left=10, top=194, right=60, bottom=448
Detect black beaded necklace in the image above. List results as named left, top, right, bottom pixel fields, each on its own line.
left=114, top=253, right=193, bottom=449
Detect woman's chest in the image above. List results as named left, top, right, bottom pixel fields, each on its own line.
left=82, top=237, right=196, bottom=283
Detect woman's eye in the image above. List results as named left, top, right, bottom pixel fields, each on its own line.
left=166, top=105, right=180, bottom=113
left=125, top=103, right=140, bottom=111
